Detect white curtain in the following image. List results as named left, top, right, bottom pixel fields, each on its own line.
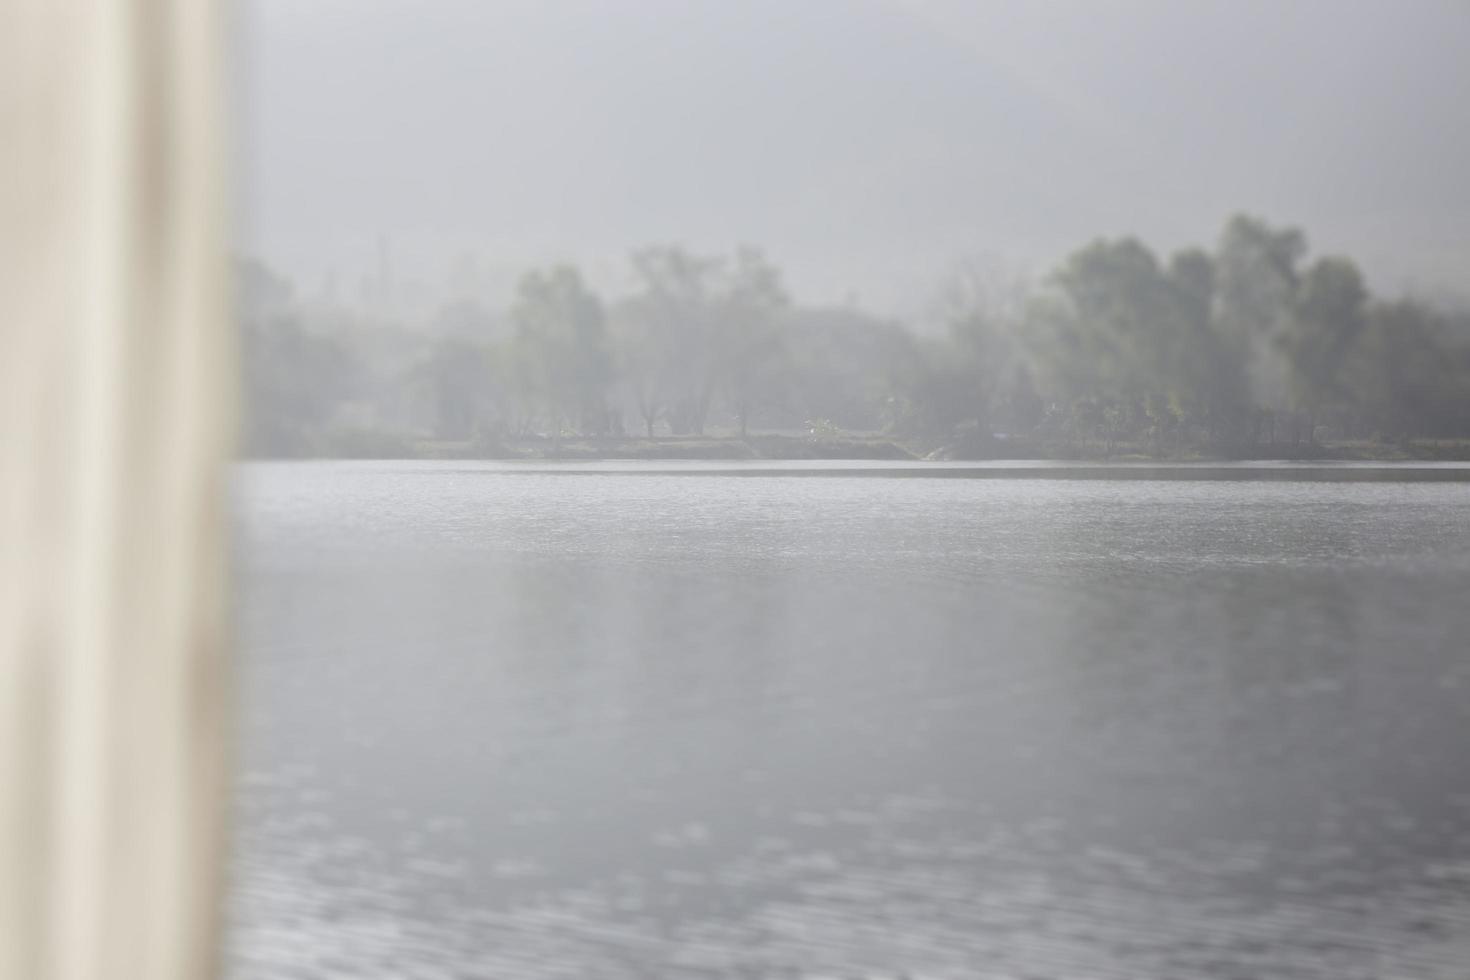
left=1, top=2, right=233, bottom=979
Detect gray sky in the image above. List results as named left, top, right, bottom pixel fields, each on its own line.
left=235, top=0, right=1470, bottom=316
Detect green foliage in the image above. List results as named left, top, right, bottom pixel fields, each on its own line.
left=512, top=265, right=613, bottom=437
left=1347, top=300, right=1470, bottom=440
left=1279, top=256, right=1368, bottom=440
left=806, top=418, right=843, bottom=439
left=624, top=246, right=723, bottom=436
left=238, top=216, right=1470, bottom=459
left=423, top=338, right=490, bottom=439
left=241, top=315, right=360, bottom=456
left=718, top=248, right=789, bottom=438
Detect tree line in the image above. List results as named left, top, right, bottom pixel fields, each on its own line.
left=241, top=215, right=1470, bottom=458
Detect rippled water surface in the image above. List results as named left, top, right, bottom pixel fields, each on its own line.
left=231, top=461, right=1470, bottom=978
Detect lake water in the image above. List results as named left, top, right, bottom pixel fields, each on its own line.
left=230, top=461, right=1470, bottom=979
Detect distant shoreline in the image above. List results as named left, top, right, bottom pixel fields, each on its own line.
left=245, top=433, right=1470, bottom=464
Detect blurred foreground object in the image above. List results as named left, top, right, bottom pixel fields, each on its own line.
left=1, top=2, right=234, bottom=979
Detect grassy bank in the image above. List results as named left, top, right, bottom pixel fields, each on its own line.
left=415, top=434, right=918, bottom=461
left=256, top=428, right=1470, bottom=462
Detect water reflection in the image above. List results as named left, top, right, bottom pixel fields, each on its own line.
left=231, top=462, right=1470, bottom=978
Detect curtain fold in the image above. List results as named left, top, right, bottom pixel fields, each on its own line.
left=1, top=2, right=234, bottom=979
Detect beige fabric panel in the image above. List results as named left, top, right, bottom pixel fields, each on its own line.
left=0, top=2, right=234, bottom=979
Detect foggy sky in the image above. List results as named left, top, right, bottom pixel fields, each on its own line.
left=234, top=0, right=1470, bottom=316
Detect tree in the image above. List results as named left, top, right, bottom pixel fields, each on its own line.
left=1347, top=299, right=1459, bottom=440
left=610, top=299, right=672, bottom=439
left=1214, top=215, right=1307, bottom=441
left=883, top=261, right=1027, bottom=444
left=241, top=316, right=360, bottom=455
left=232, top=219, right=1470, bottom=460
left=1027, top=238, right=1178, bottom=451
left=716, top=247, right=788, bottom=439
left=1166, top=248, right=1251, bottom=449
left=1280, top=256, right=1367, bottom=443
left=422, top=338, right=490, bottom=440
left=782, top=308, right=922, bottom=434
left=626, top=246, right=723, bottom=436
left=511, top=266, right=612, bottom=439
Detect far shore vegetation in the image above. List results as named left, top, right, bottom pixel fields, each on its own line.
left=242, top=216, right=1470, bottom=462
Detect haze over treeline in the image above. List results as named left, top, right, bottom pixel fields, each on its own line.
left=236, top=0, right=1470, bottom=316
left=240, top=214, right=1470, bottom=459
left=236, top=1, right=1470, bottom=457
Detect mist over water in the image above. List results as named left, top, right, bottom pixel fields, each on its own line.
left=229, top=3, right=1470, bottom=975
left=231, top=462, right=1470, bottom=978
left=233, top=2, right=1470, bottom=464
